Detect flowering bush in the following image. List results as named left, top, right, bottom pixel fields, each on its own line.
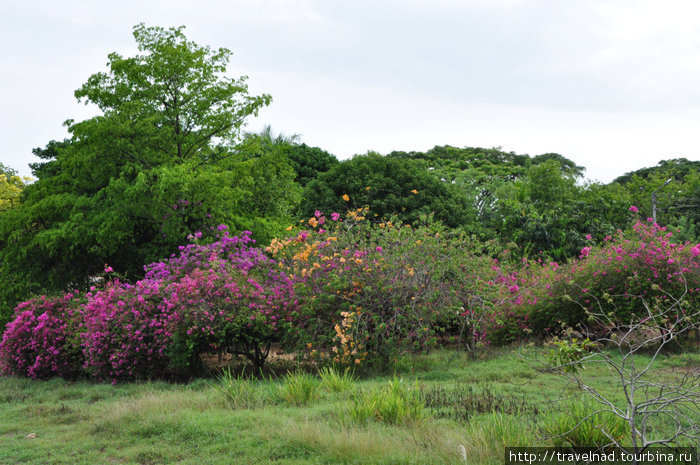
left=81, top=278, right=174, bottom=381
left=0, top=292, right=84, bottom=379
left=528, top=218, right=700, bottom=336
left=6, top=201, right=696, bottom=382
left=268, top=208, right=505, bottom=365
left=164, top=253, right=297, bottom=373
left=1, top=229, right=297, bottom=382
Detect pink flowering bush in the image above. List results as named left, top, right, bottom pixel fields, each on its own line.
left=81, top=278, right=174, bottom=381
left=163, top=254, right=297, bottom=373
left=474, top=256, right=554, bottom=345
left=80, top=229, right=297, bottom=380
left=0, top=292, right=84, bottom=379
left=528, top=219, right=700, bottom=336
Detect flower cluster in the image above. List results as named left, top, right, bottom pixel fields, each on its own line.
left=527, top=218, right=700, bottom=336
left=3, top=204, right=698, bottom=380
left=0, top=292, right=84, bottom=379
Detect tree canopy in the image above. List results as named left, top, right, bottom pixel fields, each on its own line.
left=301, top=152, right=475, bottom=228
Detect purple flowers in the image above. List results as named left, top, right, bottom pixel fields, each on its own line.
left=0, top=293, right=84, bottom=379
left=1, top=229, right=297, bottom=381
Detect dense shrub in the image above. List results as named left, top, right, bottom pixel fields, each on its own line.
left=5, top=203, right=696, bottom=382
left=80, top=229, right=297, bottom=380
left=164, top=253, right=296, bottom=373
left=268, top=208, right=510, bottom=365
left=0, top=292, right=84, bottom=379
left=81, top=277, right=175, bottom=381
left=529, top=216, right=700, bottom=336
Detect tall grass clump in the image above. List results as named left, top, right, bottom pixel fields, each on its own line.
left=318, top=366, right=356, bottom=393
left=347, top=377, right=425, bottom=426
left=214, top=367, right=260, bottom=409
left=279, top=371, right=320, bottom=406
left=541, top=399, right=630, bottom=448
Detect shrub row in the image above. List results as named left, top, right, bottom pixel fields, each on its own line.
left=1, top=207, right=698, bottom=381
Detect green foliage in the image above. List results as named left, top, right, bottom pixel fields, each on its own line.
left=541, top=399, right=630, bottom=448
left=0, top=165, right=30, bottom=213
left=613, top=159, right=700, bottom=242
left=387, top=146, right=631, bottom=259
left=546, top=336, right=596, bottom=373
left=0, top=24, right=294, bottom=322
left=238, top=126, right=336, bottom=188
left=285, top=143, right=339, bottom=187
left=278, top=371, right=320, bottom=406
left=492, top=160, right=630, bottom=261
left=301, top=152, right=475, bottom=227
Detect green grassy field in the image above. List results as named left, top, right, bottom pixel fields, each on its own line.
left=1, top=347, right=698, bottom=465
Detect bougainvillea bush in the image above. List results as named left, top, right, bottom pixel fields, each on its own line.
left=268, top=207, right=514, bottom=367
left=81, top=277, right=176, bottom=381
left=2, top=228, right=297, bottom=382
left=528, top=214, right=700, bottom=337
left=81, top=229, right=297, bottom=380
left=0, top=292, right=84, bottom=379
left=163, top=251, right=297, bottom=374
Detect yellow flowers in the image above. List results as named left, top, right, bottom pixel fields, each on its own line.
left=332, top=311, right=367, bottom=366
left=285, top=225, right=293, bottom=231
left=308, top=217, right=318, bottom=228
left=342, top=194, right=350, bottom=202
left=365, top=186, right=371, bottom=191
left=411, top=189, right=419, bottom=194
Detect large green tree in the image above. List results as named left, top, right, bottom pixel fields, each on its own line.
left=491, top=160, right=630, bottom=260
left=0, top=24, right=293, bottom=325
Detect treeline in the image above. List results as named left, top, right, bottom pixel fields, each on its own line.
left=1, top=24, right=698, bottom=327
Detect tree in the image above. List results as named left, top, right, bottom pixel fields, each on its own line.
left=73, top=23, right=270, bottom=163
left=301, top=152, right=475, bottom=228
left=0, top=163, right=30, bottom=212
left=0, top=24, right=282, bottom=326
left=528, top=283, right=700, bottom=457
left=612, top=159, right=700, bottom=242
left=239, top=126, right=338, bottom=187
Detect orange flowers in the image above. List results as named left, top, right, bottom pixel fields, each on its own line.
left=342, top=194, right=350, bottom=202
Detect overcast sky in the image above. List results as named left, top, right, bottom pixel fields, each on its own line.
left=2, top=0, right=700, bottom=183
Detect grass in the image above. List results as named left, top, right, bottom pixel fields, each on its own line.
left=1, top=346, right=697, bottom=465
left=318, top=366, right=356, bottom=393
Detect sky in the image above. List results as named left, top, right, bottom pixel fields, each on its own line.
left=2, top=0, right=700, bottom=183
